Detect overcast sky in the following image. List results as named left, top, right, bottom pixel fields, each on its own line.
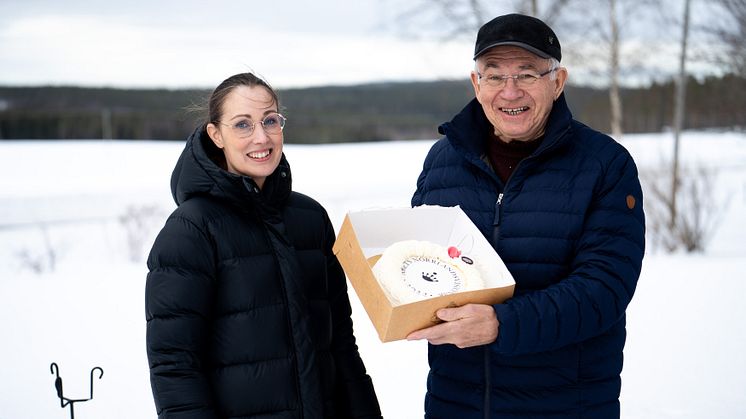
left=0, top=0, right=485, bottom=89
left=0, top=0, right=719, bottom=90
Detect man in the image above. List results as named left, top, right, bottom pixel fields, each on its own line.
left=408, top=13, right=645, bottom=419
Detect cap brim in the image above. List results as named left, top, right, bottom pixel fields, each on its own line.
left=473, top=41, right=551, bottom=60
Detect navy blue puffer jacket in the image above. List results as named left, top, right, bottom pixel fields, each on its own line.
left=412, top=94, right=645, bottom=419
left=146, top=126, right=381, bottom=418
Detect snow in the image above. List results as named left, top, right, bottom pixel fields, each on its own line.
left=1, top=132, right=745, bottom=418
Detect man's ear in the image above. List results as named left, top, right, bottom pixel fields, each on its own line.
left=553, top=67, right=568, bottom=100
left=470, top=71, right=481, bottom=98
left=206, top=123, right=224, bottom=149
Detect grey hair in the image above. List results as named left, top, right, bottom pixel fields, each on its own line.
left=547, top=57, right=560, bottom=80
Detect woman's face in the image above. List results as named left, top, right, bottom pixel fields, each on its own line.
left=206, top=85, right=283, bottom=189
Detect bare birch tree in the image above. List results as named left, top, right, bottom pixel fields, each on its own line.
left=608, top=0, right=623, bottom=138
left=671, top=0, right=692, bottom=228
left=637, top=0, right=730, bottom=253
left=558, top=0, right=664, bottom=137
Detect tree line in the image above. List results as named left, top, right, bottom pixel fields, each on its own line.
left=0, top=74, right=744, bottom=143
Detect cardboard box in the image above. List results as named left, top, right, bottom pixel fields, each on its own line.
left=333, top=205, right=515, bottom=342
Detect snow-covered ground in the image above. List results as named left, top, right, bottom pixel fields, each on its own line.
left=0, top=132, right=744, bottom=418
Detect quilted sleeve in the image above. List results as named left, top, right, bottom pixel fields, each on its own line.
left=145, top=214, right=218, bottom=418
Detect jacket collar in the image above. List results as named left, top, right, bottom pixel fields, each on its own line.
left=439, top=92, right=573, bottom=158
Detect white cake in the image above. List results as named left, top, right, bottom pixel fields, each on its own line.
left=371, top=240, right=485, bottom=305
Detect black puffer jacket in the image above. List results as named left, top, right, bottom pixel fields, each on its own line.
left=145, top=126, right=381, bottom=419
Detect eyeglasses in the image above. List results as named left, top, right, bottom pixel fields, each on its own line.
left=477, top=68, right=555, bottom=89
left=217, top=113, right=286, bottom=138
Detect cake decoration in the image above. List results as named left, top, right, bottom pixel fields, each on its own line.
left=371, top=240, right=485, bottom=305
left=447, top=246, right=461, bottom=258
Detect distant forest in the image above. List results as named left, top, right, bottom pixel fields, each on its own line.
left=1, top=75, right=744, bottom=143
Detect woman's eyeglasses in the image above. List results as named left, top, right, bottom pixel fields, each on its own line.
left=217, top=113, right=286, bottom=138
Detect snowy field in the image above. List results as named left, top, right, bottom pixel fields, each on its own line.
left=0, top=132, right=745, bottom=419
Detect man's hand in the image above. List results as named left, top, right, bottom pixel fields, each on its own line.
left=406, top=303, right=499, bottom=348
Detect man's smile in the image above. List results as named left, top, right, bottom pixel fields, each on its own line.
left=500, top=106, right=529, bottom=116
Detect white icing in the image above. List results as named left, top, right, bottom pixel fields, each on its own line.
left=371, top=240, right=485, bottom=305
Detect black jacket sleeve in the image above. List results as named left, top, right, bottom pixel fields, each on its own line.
left=145, top=214, right=218, bottom=418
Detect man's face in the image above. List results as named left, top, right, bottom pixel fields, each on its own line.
left=470, top=45, right=567, bottom=143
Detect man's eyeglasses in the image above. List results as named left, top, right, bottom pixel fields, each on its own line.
left=217, top=113, right=286, bottom=138
left=477, top=68, right=555, bottom=89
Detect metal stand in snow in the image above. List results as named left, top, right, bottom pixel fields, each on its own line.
left=50, top=362, right=104, bottom=419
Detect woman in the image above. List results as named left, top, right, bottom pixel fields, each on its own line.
left=145, top=73, right=381, bottom=419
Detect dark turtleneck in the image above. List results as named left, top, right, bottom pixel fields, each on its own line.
left=485, top=130, right=543, bottom=184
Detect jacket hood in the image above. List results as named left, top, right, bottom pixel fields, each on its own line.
left=170, top=125, right=292, bottom=208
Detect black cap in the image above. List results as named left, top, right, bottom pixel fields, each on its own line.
left=473, top=13, right=561, bottom=61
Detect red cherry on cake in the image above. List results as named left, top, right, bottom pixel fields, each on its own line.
left=447, top=246, right=461, bottom=258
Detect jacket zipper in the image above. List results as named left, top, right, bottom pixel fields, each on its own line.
left=244, top=183, right=306, bottom=418
left=464, top=119, right=572, bottom=419
left=485, top=175, right=510, bottom=419
left=492, top=192, right=504, bottom=245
